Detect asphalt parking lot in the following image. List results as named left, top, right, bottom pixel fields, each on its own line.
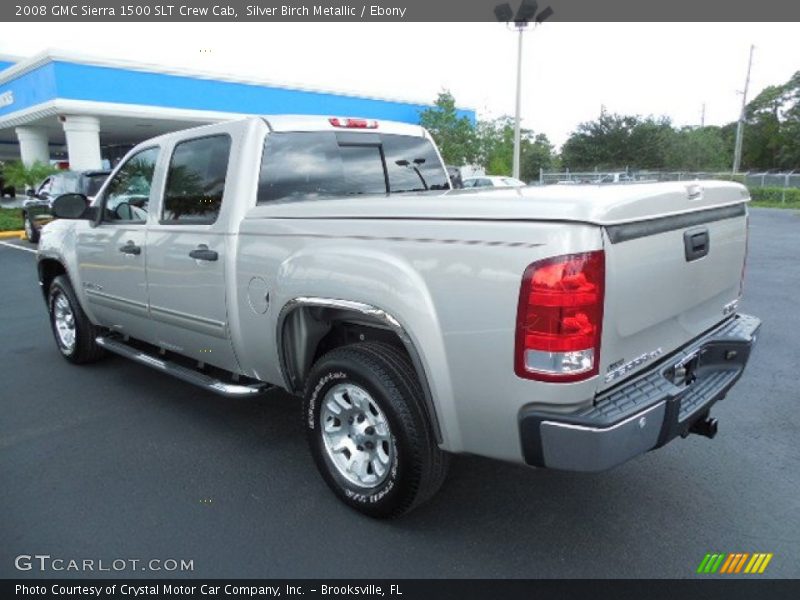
left=1, top=207, right=798, bottom=579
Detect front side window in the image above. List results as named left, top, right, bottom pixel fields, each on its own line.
left=101, top=147, right=159, bottom=223
left=257, top=131, right=449, bottom=204
left=162, top=135, right=231, bottom=224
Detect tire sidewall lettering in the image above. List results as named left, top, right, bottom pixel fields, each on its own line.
left=308, top=367, right=401, bottom=506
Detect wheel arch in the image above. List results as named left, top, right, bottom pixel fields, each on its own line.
left=37, top=257, right=67, bottom=302
left=277, top=297, right=443, bottom=443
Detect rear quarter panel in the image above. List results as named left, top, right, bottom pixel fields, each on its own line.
left=234, top=214, right=604, bottom=463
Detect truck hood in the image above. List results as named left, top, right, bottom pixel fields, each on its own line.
left=252, top=181, right=750, bottom=225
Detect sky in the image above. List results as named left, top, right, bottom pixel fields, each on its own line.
left=1, top=22, right=798, bottom=148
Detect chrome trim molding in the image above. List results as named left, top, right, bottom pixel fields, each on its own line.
left=276, top=296, right=443, bottom=443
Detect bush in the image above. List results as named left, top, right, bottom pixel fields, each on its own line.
left=748, top=186, right=800, bottom=206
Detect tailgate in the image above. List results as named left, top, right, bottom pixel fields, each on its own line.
left=598, top=196, right=748, bottom=391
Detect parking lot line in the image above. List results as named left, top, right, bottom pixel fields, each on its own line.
left=0, top=240, right=36, bottom=254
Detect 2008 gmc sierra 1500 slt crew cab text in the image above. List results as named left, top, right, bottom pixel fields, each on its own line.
left=36, top=115, right=760, bottom=517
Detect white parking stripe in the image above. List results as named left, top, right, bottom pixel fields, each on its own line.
left=0, top=241, right=36, bottom=254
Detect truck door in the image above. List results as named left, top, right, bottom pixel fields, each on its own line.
left=74, top=146, right=160, bottom=342
left=144, top=134, right=239, bottom=372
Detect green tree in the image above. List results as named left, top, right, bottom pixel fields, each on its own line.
left=1, top=160, right=59, bottom=191
left=477, top=116, right=514, bottom=175
left=666, top=126, right=730, bottom=171
left=418, top=91, right=478, bottom=166
left=561, top=113, right=674, bottom=170
left=740, top=71, right=800, bottom=170
left=521, top=133, right=555, bottom=181
left=476, top=116, right=555, bottom=181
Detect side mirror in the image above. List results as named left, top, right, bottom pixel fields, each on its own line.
left=26, top=188, right=36, bottom=197
left=51, top=193, right=90, bottom=219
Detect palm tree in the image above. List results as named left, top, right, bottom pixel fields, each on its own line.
left=1, top=160, right=60, bottom=193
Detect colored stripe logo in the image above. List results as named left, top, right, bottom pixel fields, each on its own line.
left=697, top=552, right=773, bottom=574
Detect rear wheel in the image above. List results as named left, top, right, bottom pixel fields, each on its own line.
left=303, top=342, right=448, bottom=518
left=48, top=275, right=105, bottom=364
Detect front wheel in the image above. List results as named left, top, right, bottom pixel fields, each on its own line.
left=48, top=275, right=105, bottom=364
left=303, top=342, right=448, bottom=518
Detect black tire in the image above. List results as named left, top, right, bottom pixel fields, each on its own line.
left=23, top=212, right=39, bottom=244
left=303, top=342, right=448, bottom=518
left=48, top=275, right=105, bottom=364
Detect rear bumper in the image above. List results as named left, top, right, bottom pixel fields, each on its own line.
left=518, top=313, right=761, bottom=472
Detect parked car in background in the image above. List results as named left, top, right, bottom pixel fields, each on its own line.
left=463, top=175, right=527, bottom=188
left=0, top=175, right=16, bottom=197
left=23, top=170, right=110, bottom=243
left=592, top=172, right=637, bottom=184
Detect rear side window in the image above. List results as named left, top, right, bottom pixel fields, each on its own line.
left=383, top=134, right=449, bottom=193
left=162, top=135, right=231, bottom=224
left=257, top=131, right=448, bottom=204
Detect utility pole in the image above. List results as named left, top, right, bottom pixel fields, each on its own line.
left=512, top=24, right=524, bottom=180
left=700, top=102, right=706, bottom=128
left=732, top=45, right=755, bottom=173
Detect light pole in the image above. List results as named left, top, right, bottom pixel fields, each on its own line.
left=494, top=1, right=553, bottom=180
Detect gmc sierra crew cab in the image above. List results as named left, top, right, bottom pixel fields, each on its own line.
left=37, top=116, right=760, bottom=517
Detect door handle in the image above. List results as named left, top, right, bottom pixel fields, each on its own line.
left=683, top=228, right=710, bottom=262
left=119, top=241, right=141, bottom=255
left=189, top=244, right=218, bottom=262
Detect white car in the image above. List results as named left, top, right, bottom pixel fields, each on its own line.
left=463, top=175, right=527, bottom=188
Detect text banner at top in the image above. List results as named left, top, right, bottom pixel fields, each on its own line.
left=4, top=0, right=800, bottom=22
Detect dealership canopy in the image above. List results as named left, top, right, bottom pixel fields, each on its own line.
left=0, top=50, right=475, bottom=169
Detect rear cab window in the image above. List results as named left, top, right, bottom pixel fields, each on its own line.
left=257, top=131, right=449, bottom=204
left=162, top=134, right=231, bottom=224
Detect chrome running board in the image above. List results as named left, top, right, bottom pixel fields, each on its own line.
left=95, top=336, right=271, bottom=398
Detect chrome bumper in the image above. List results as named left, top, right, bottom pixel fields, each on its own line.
left=518, top=314, right=761, bottom=472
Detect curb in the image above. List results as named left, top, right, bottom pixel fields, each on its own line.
left=0, top=230, right=25, bottom=240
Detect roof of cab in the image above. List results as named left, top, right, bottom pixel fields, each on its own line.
left=138, top=115, right=429, bottom=147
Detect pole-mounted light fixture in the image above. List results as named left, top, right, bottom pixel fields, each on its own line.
left=494, top=1, right=553, bottom=180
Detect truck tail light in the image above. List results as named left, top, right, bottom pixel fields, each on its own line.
left=329, top=117, right=378, bottom=129
left=515, top=251, right=605, bottom=382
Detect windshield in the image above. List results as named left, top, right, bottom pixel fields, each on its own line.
left=51, top=172, right=80, bottom=194
left=257, top=131, right=449, bottom=203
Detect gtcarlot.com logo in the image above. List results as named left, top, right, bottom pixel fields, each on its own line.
left=696, top=552, right=773, bottom=574
left=15, top=554, right=194, bottom=572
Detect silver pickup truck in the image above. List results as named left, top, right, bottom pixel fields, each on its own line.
left=37, top=115, right=760, bottom=517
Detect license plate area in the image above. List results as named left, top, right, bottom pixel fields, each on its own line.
left=663, top=339, right=750, bottom=388
left=665, top=350, right=701, bottom=387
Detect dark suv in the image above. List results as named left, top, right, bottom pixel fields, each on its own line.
left=23, top=170, right=110, bottom=242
